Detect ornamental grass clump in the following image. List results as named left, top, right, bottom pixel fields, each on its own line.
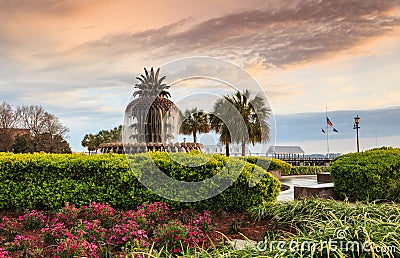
left=250, top=198, right=400, bottom=258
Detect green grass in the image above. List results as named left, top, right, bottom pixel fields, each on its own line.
left=249, top=198, right=400, bottom=257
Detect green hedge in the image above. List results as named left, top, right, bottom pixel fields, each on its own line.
left=330, top=147, right=400, bottom=202
left=237, top=156, right=292, bottom=176
left=290, top=166, right=329, bottom=175
left=0, top=152, right=280, bottom=211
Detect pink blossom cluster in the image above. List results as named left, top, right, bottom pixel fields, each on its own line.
left=7, top=235, right=34, bottom=251
left=1, top=202, right=212, bottom=256
left=0, top=216, right=19, bottom=241
left=18, top=209, right=47, bottom=230
left=0, top=248, right=10, bottom=258
left=54, top=237, right=100, bottom=258
left=136, top=202, right=170, bottom=226
left=154, top=216, right=211, bottom=254
left=190, top=211, right=212, bottom=232
left=82, top=202, right=116, bottom=228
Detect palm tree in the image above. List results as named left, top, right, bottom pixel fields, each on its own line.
left=224, top=89, right=271, bottom=156
left=210, top=100, right=232, bottom=156
left=81, top=133, right=101, bottom=154
left=179, top=108, right=210, bottom=143
left=127, top=67, right=178, bottom=144
left=133, top=67, right=171, bottom=98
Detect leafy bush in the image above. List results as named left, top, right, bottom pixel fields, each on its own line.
left=330, top=148, right=400, bottom=202
left=289, top=166, right=329, bottom=175
left=237, top=156, right=292, bottom=176
left=0, top=152, right=280, bottom=211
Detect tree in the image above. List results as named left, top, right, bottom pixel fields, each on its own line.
left=16, top=105, right=70, bottom=152
left=15, top=104, right=70, bottom=153
left=210, top=100, right=233, bottom=156
left=12, top=134, right=33, bottom=153
left=36, top=133, right=71, bottom=154
left=81, top=125, right=122, bottom=154
left=0, top=102, right=18, bottom=151
left=224, top=90, right=271, bottom=156
left=133, top=67, right=171, bottom=98
left=179, top=108, right=210, bottom=143
left=81, top=133, right=101, bottom=154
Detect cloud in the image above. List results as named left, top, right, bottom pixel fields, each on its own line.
left=72, top=0, right=400, bottom=68
left=0, top=0, right=105, bottom=16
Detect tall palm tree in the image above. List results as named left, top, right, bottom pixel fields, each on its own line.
left=210, top=109, right=231, bottom=156
left=133, top=67, right=171, bottom=98
left=179, top=108, right=210, bottom=143
left=224, top=89, right=271, bottom=156
left=127, top=67, right=178, bottom=144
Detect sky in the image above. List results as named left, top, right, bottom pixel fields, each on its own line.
left=1, top=0, right=400, bottom=154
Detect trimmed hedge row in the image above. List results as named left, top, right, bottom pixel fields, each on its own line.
left=290, top=166, right=330, bottom=175
left=331, top=147, right=400, bottom=202
left=0, top=152, right=280, bottom=211
left=237, top=156, right=292, bottom=176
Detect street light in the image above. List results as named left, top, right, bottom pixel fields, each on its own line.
left=353, top=115, right=360, bottom=152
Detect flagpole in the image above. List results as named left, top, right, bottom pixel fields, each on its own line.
left=326, top=107, right=330, bottom=159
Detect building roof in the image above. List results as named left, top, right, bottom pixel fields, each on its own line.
left=266, top=146, right=305, bottom=155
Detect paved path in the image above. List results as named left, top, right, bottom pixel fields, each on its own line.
left=277, top=175, right=318, bottom=201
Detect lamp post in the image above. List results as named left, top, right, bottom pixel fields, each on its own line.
left=353, top=115, right=360, bottom=152
left=183, top=137, right=186, bottom=144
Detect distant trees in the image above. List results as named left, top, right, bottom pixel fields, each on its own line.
left=0, top=102, right=18, bottom=152
left=0, top=101, right=71, bottom=153
left=81, top=125, right=122, bottom=154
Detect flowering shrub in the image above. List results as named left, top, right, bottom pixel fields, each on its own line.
left=73, top=220, right=107, bottom=243
left=121, top=210, right=147, bottom=229
left=82, top=202, right=116, bottom=228
left=190, top=212, right=212, bottom=233
left=108, top=220, right=148, bottom=250
left=42, top=222, right=69, bottom=244
left=0, top=217, right=19, bottom=242
left=54, top=237, right=100, bottom=258
left=154, top=220, right=206, bottom=254
left=54, top=203, right=80, bottom=228
left=0, top=202, right=213, bottom=256
left=136, top=202, right=170, bottom=226
left=0, top=248, right=10, bottom=258
left=18, top=210, right=47, bottom=230
left=5, top=235, right=34, bottom=252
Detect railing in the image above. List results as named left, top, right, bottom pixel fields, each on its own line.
left=278, top=157, right=333, bottom=166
